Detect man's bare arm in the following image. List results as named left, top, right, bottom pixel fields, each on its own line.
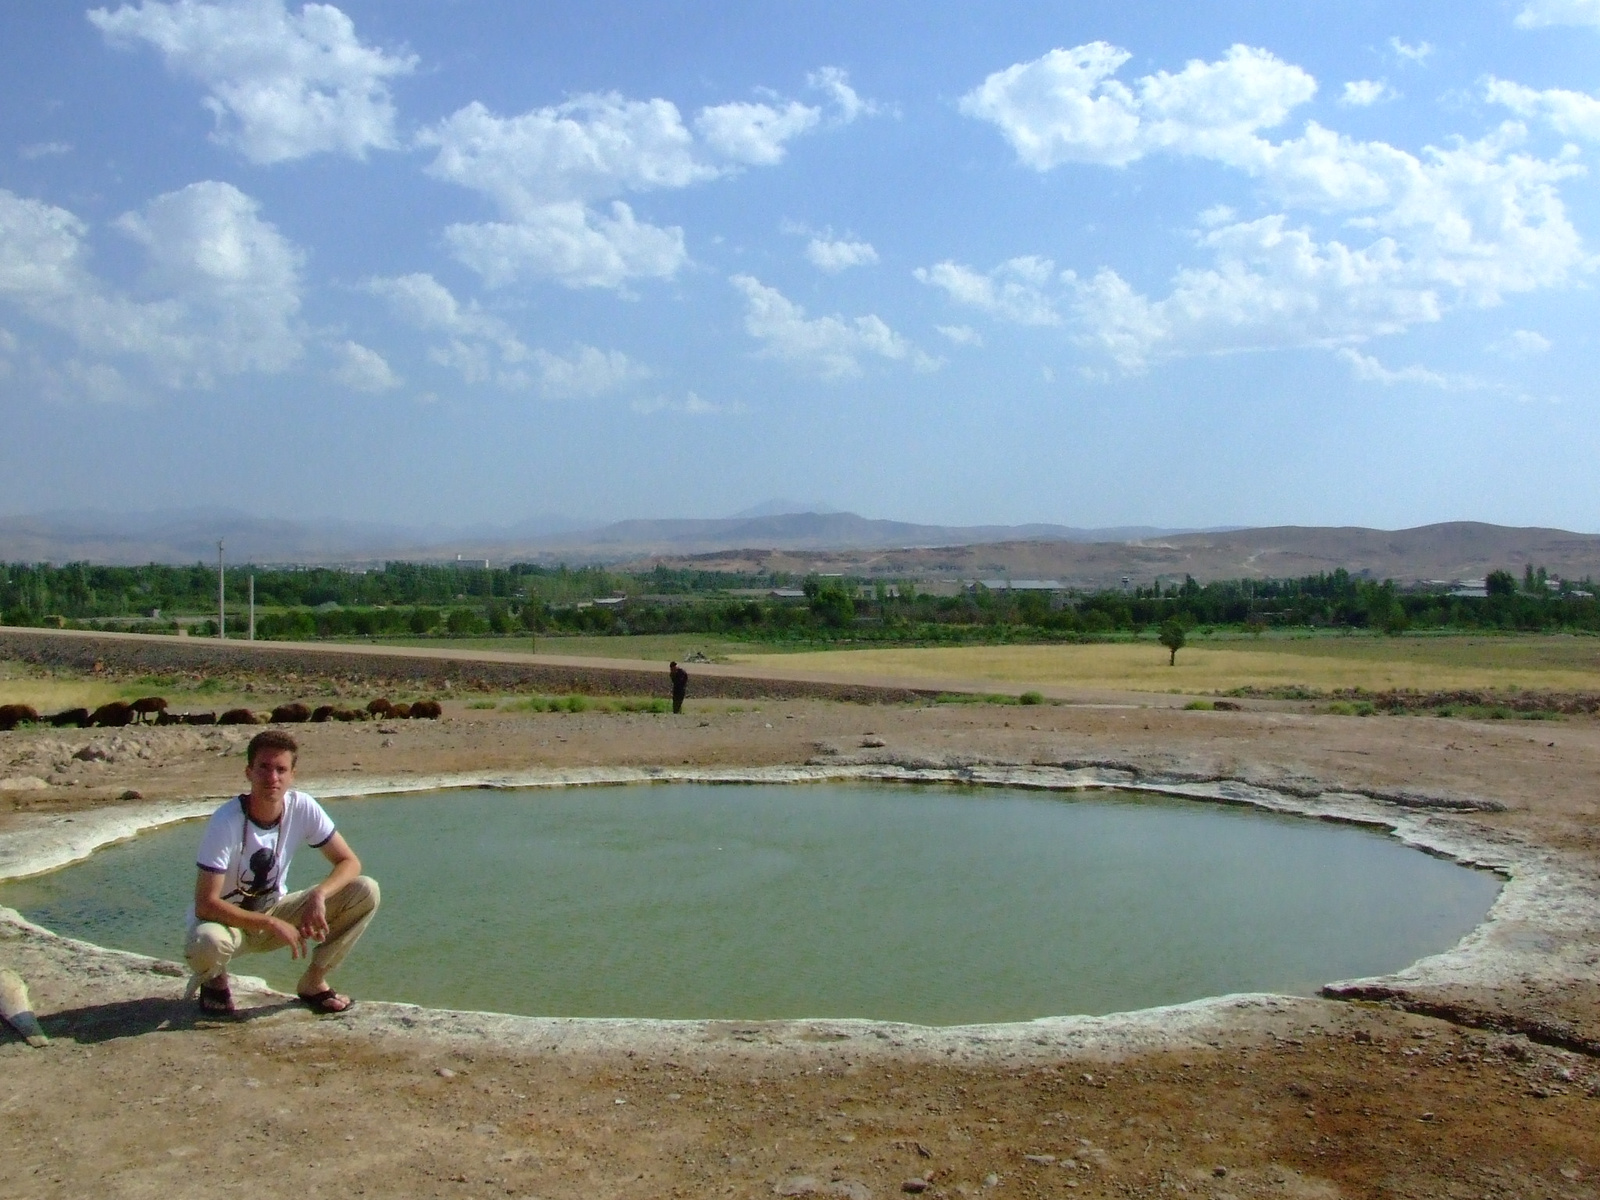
left=193, top=868, right=305, bottom=957
left=296, top=833, right=362, bottom=941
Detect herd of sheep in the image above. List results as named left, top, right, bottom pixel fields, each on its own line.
left=0, top=696, right=443, bottom=732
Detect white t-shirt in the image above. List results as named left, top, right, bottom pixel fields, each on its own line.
left=190, top=789, right=336, bottom=927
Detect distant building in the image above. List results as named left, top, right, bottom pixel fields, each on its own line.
left=770, top=588, right=807, bottom=600
left=972, top=579, right=1066, bottom=592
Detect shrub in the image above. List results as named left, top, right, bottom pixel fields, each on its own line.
left=445, top=607, right=489, bottom=636
left=1327, top=700, right=1375, bottom=716
left=1019, top=690, right=1045, bottom=705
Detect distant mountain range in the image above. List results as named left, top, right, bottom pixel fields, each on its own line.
left=626, top=522, right=1600, bottom=588
left=1, top=509, right=1595, bottom=586
left=0, top=508, right=1211, bottom=566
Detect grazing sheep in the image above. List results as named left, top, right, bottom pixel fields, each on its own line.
left=311, top=705, right=335, bottom=723
left=218, top=708, right=259, bottom=726
left=366, top=698, right=393, bottom=716
left=49, top=707, right=91, bottom=728
left=0, top=704, right=40, bottom=732
left=332, top=708, right=362, bottom=722
left=390, top=702, right=412, bottom=719
left=130, top=697, right=168, bottom=723
left=155, top=709, right=182, bottom=725
left=270, top=702, right=312, bottom=724
left=410, top=699, right=443, bottom=720
left=181, top=712, right=217, bottom=725
left=89, top=701, right=136, bottom=728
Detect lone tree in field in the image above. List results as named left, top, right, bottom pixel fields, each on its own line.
left=1159, top=618, right=1186, bottom=666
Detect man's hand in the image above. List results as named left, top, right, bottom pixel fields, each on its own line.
left=265, top=915, right=307, bottom=958
left=297, top=891, right=330, bottom=942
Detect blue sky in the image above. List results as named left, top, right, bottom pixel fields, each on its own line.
left=2, top=0, right=1598, bottom=532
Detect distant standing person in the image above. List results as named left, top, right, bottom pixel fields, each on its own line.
left=669, top=660, right=689, bottom=714
left=185, top=730, right=380, bottom=1017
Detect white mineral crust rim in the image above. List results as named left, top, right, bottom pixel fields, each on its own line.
left=1, top=765, right=1586, bottom=1058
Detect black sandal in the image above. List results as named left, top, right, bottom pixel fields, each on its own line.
left=197, top=981, right=238, bottom=1018
left=296, top=988, right=355, bottom=1016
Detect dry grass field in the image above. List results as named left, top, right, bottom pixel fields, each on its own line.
left=0, top=663, right=254, bottom=714
left=335, top=632, right=752, bottom=662
left=729, top=634, right=1600, bottom=695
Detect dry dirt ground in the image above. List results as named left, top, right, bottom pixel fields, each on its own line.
left=3, top=686, right=1600, bottom=1199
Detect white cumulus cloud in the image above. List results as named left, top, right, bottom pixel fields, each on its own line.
left=332, top=339, right=399, bottom=391
left=531, top=343, right=650, bottom=399
left=19, top=142, right=72, bottom=160
left=1340, top=80, right=1397, bottom=107
left=632, top=390, right=741, bottom=416
left=420, top=72, right=862, bottom=290
left=959, top=42, right=1316, bottom=169
left=730, top=274, right=936, bottom=380
left=1491, top=328, right=1553, bottom=356
left=915, top=257, right=1063, bottom=326
left=695, top=100, right=820, bottom=165
left=936, top=324, right=983, bottom=347
left=806, top=66, right=881, bottom=122
left=1388, top=38, right=1434, bottom=64
left=806, top=237, right=878, bottom=272
left=0, top=181, right=303, bottom=392
left=1486, top=77, right=1600, bottom=140
left=421, top=95, right=713, bottom=213
left=945, top=44, right=1591, bottom=371
left=1338, top=348, right=1479, bottom=390
left=89, top=0, right=415, bottom=164
left=364, top=272, right=647, bottom=397
left=1515, top=0, right=1600, bottom=28
left=443, top=201, right=687, bottom=291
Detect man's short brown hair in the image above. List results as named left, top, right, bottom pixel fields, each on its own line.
left=246, top=729, right=299, bottom=766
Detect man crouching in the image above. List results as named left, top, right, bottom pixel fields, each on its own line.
left=186, top=729, right=379, bottom=1017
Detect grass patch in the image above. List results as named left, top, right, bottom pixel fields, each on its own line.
left=1433, top=704, right=1564, bottom=721
left=500, top=694, right=668, bottom=714
left=1183, top=699, right=1215, bottom=711
left=1327, top=700, right=1377, bottom=717
left=1018, top=690, right=1045, bottom=705
left=466, top=699, right=498, bottom=710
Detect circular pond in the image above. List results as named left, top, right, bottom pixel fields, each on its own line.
left=0, top=783, right=1500, bottom=1025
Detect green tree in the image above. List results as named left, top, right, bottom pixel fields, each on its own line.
left=1159, top=618, right=1186, bottom=666
left=803, top=576, right=856, bottom=628
left=1486, top=569, right=1516, bottom=597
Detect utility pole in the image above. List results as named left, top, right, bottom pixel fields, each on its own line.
left=249, top=574, right=255, bottom=641
left=217, top=539, right=225, bottom=639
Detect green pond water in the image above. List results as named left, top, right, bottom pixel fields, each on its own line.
left=0, top=784, right=1500, bottom=1025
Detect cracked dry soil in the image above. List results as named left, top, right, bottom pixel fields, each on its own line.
left=3, top=695, right=1600, bottom=1199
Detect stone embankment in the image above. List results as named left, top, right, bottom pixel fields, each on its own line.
left=0, top=627, right=933, bottom=704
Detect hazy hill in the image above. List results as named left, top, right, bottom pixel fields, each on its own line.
left=623, top=523, right=1600, bottom=588
left=3, top=511, right=1595, bottom=587
left=466, top=512, right=1183, bottom=558
left=0, top=509, right=1191, bottom=565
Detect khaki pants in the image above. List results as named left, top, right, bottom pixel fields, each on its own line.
left=186, top=876, right=380, bottom=985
